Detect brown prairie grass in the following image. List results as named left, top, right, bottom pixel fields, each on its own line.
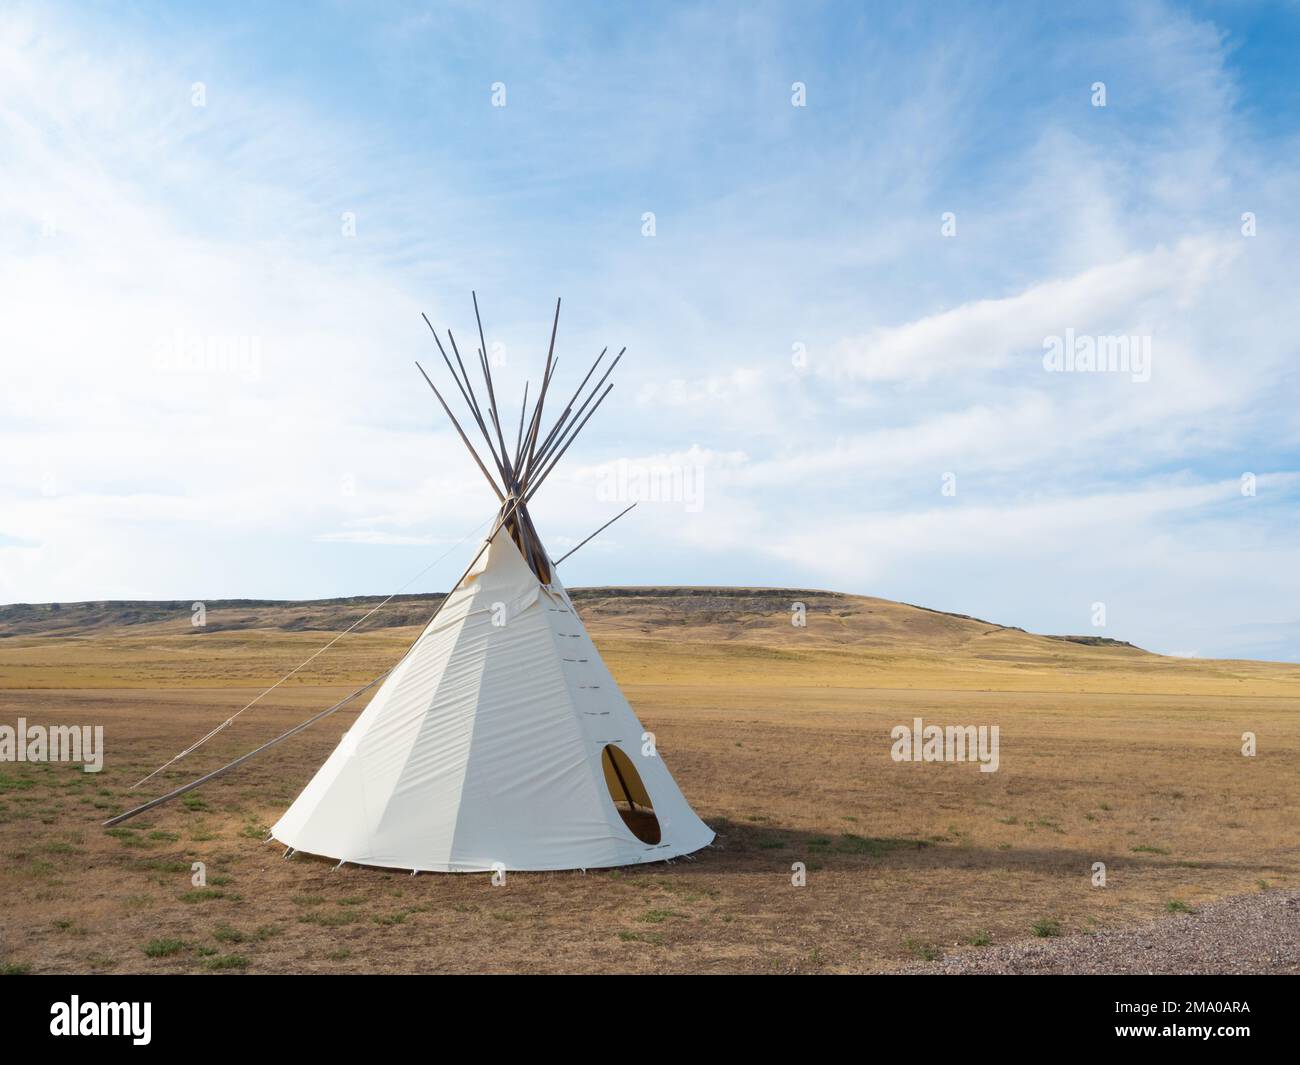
left=0, top=591, right=1296, bottom=973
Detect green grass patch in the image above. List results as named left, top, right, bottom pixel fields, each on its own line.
left=143, top=938, right=186, bottom=958
left=639, top=908, right=685, bottom=924
left=179, top=888, right=226, bottom=903
left=202, top=954, right=249, bottom=971
left=297, top=910, right=356, bottom=927
left=904, top=937, right=941, bottom=961
left=839, top=834, right=931, bottom=856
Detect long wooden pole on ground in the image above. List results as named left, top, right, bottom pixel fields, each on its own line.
left=103, top=673, right=392, bottom=828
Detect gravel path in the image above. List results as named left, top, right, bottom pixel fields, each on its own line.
left=893, top=890, right=1300, bottom=974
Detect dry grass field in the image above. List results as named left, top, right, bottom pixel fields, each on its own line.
left=1, top=589, right=1297, bottom=974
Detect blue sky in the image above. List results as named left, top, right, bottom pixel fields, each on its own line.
left=2, top=1, right=1298, bottom=660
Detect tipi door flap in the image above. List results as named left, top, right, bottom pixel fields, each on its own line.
left=601, top=743, right=653, bottom=808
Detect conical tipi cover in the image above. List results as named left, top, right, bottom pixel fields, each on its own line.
left=272, top=529, right=714, bottom=872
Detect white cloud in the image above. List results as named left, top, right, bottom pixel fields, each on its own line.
left=824, top=238, right=1237, bottom=384
left=1, top=3, right=1297, bottom=661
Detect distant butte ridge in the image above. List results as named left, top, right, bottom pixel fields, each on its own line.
left=0, top=589, right=1140, bottom=652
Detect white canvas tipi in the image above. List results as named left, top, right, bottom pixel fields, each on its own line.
left=271, top=296, right=713, bottom=871
left=272, top=526, right=713, bottom=871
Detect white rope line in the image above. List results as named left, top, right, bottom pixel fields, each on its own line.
left=129, top=514, right=497, bottom=790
